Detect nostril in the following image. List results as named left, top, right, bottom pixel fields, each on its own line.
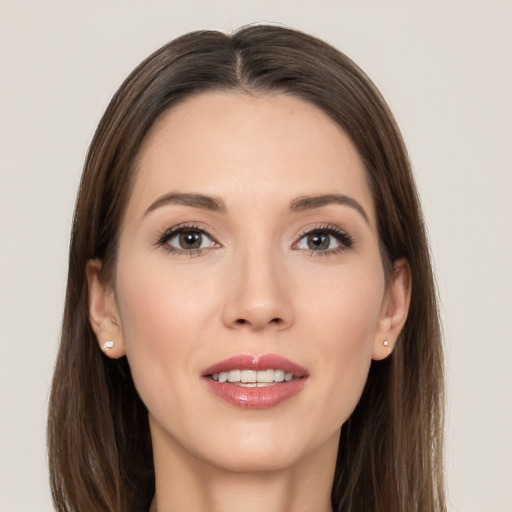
left=234, top=317, right=282, bottom=326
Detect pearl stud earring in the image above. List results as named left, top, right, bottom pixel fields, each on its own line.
left=103, top=340, right=114, bottom=351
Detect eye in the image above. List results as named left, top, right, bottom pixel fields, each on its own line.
left=296, top=232, right=341, bottom=251
left=168, top=231, right=212, bottom=250
left=294, top=226, right=353, bottom=254
left=157, top=225, right=219, bottom=254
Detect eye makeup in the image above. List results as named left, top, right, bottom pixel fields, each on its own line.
left=293, top=223, right=354, bottom=257
left=155, top=223, right=220, bottom=256
left=154, top=220, right=354, bottom=259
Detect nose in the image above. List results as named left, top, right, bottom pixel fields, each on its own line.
left=221, top=249, right=294, bottom=332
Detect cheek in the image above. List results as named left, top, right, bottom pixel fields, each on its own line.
left=302, top=263, right=384, bottom=354
left=299, top=267, right=384, bottom=428
left=116, top=254, right=216, bottom=342
left=113, top=261, right=214, bottom=414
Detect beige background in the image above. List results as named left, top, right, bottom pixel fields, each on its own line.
left=1, top=1, right=511, bottom=511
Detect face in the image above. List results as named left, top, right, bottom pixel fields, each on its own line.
left=89, top=91, right=408, bottom=473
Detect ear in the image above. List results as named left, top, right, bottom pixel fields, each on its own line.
left=86, top=259, right=125, bottom=359
left=372, top=258, right=412, bottom=361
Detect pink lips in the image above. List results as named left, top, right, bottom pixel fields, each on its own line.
left=203, top=354, right=308, bottom=410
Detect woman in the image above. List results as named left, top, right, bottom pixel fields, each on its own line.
left=47, top=25, right=445, bottom=512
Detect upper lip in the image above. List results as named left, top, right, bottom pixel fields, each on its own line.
left=203, top=354, right=308, bottom=377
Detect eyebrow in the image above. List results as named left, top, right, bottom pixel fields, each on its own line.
left=144, top=191, right=369, bottom=224
left=144, top=192, right=227, bottom=216
left=289, top=194, right=369, bottom=224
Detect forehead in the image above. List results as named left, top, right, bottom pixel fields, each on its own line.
left=128, top=91, right=375, bottom=221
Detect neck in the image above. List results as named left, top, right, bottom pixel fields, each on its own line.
left=149, top=423, right=338, bottom=512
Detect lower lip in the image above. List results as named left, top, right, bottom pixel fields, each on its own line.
left=203, top=378, right=307, bottom=409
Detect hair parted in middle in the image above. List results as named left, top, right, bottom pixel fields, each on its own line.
left=48, top=24, right=444, bottom=512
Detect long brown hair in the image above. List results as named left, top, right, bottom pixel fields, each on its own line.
left=48, top=25, right=445, bottom=512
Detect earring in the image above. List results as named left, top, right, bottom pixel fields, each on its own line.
left=103, top=340, right=114, bottom=351
left=383, top=340, right=390, bottom=347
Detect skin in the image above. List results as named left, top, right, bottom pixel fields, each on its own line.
left=87, top=92, right=411, bottom=512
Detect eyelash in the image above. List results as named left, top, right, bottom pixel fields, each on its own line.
left=155, top=223, right=353, bottom=257
left=294, top=224, right=353, bottom=257
left=156, top=223, right=218, bottom=256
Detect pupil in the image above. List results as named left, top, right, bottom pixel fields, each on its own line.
left=308, top=233, right=329, bottom=250
left=179, top=232, right=201, bottom=249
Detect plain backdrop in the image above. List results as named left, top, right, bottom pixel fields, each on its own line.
left=1, top=1, right=511, bottom=511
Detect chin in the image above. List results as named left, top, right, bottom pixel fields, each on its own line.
left=205, top=445, right=306, bottom=474
left=190, top=421, right=338, bottom=474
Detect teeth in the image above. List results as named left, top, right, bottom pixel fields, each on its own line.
left=241, top=370, right=256, bottom=382
left=256, top=369, right=274, bottom=383
left=211, top=369, right=297, bottom=384
left=274, top=370, right=285, bottom=382
left=228, top=370, right=241, bottom=382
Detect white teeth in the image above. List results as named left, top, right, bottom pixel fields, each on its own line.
left=210, top=369, right=297, bottom=384
left=257, top=369, right=274, bottom=383
left=240, top=370, right=257, bottom=382
left=228, top=370, right=241, bottom=382
left=274, top=370, right=285, bottom=382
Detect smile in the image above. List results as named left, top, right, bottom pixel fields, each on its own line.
left=209, top=369, right=297, bottom=386
left=203, top=354, right=308, bottom=409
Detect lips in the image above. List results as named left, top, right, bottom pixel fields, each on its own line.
left=202, top=354, right=308, bottom=409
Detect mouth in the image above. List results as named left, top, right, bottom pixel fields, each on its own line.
left=208, top=369, right=299, bottom=387
left=202, top=354, right=308, bottom=409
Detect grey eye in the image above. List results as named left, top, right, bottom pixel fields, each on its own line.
left=296, top=232, right=341, bottom=251
left=167, top=230, right=214, bottom=250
